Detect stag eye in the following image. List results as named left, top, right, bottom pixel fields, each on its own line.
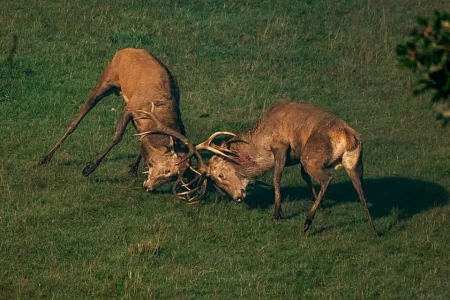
left=164, top=169, right=171, bottom=175
left=218, top=173, right=225, bottom=180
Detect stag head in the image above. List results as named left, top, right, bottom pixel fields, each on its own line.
left=141, top=137, right=186, bottom=192
left=135, top=106, right=194, bottom=192
left=173, top=133, right=260, bottom=203
left=207, top=155, right=250, bottom=202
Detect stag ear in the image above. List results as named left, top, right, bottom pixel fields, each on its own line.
left=226, top=138, right=248, bottom=146
left=161, top=137, right=177, bottom=156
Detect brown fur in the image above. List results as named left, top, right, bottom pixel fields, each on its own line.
left=208, top=101, right=378, bottom=237
left=39, top=48, right=188, bottom=191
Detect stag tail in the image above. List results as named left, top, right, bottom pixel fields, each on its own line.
left=343, top=127, right=360, bottom=152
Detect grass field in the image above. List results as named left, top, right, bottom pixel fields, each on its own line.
left=1, top=0, right=450, bottom=299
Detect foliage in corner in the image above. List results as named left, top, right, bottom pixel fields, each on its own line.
left=396, top=11, right=450, bottom=125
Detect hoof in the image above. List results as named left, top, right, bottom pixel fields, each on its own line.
left=82, top=162, right=98, bottom=177
left=128, top=162, right=139, bottom=177
left=128, top=168, right=138, bottom=177
left=370, top=229, right=379, bottom=238
left=39, top=155, right=51, bottom=165
left=303, top=219, right=313, bottom=233
left=272, top=214, right=282, bottom=221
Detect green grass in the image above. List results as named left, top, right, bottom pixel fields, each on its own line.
left=1, top=0, right=450, bottom=299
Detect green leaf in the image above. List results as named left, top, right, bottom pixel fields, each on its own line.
left=396, top=44, right=408, bottom=56
left=416, top=16, right=429, bottom=26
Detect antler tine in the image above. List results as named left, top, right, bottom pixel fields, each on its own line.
left=195, top=131, right=241, bottom=164
left=172, top=178, right=192, bottom=200
left=200, top=131, right=237, bottom=144
left=177, top=171, right=204, bottom=191
left=175, top=184, right=203, bottom=197
left=135, top=108, right=207, bottom=172
left=171, top=157, right=208, bottom=202
left=195, top=131, right=236, bottom=153
left=172, top=175, right=207, bottom=202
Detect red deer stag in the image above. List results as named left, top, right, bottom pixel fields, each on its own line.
left=39, top=48, right=196, bottom=191
left=180, top=101, right=379, bottom=237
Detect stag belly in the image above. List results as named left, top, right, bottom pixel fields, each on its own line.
left=286, top=156, right=301, bottom=166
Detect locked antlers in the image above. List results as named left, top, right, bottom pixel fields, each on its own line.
left=136, top=103, right=237, bottom=202
left=173, top=131, right=240, bottom=202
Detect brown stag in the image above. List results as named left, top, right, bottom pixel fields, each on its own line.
left=39, top=48, right=197, bottom=191
left=182, top=101, right=379, bottom=237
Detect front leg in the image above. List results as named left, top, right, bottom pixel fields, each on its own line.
left=128, top=149, right=142, bottom=177
left=271, top=146, right=288, bottom=220
left=82, top=110, right=134, bottom=177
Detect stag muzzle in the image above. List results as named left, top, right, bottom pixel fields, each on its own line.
left=233, top=189, right=247, bottom=203
left=143, top=180, right=162, bottom=192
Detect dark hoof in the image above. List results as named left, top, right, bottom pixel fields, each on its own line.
left=272, top=214, right=282, bottom=221
left=39, top=155, right=51, bottom=165
left=303, top=219, right=313, bottom=233
left=370, top=229, right=380, bottom=238
left=82, top=162, right=98, bottom=177
left=128, top=167, right=138, bottom=177
left=128, top=162, right=139, bottom=177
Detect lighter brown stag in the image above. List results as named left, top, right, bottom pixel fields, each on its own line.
left=39, top=48, right=191, bottom=191
left=197, top=101, right=379, bottom=237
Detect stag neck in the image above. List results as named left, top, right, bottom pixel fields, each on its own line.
left=228, top=135, right=272, bottom=178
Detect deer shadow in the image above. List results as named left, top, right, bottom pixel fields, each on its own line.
left=242, top=177, right=448, bottom=221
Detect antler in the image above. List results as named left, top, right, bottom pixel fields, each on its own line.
left=135, top=104, right=203, bottom=168
left=134, top=103, right=238, bottom=202
left=194, top=132, right=242, bottom=165
left=172, top=169, right=208, bottom=203
left=171, top=131, right=240, bottom=202
left=173, top=131, right=241, bottom=202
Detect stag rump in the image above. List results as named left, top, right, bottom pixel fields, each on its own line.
left=39, top=48, right=190, bottom=191
left=179, top=101, right=379, bottom=237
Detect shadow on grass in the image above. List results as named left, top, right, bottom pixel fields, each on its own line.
left=243, top=177, right=449, bottom=220
left=73, top=157, right=448, bottom=223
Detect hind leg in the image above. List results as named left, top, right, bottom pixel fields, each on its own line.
left=302, top=164, right=332, bottom=233
left=39, top=63, right=120, bottom=165
left=344, top=158, right=379, bottom=237
left=301, top=138, right=333, bottom=233
left=300, top=163, right=317, bottom=201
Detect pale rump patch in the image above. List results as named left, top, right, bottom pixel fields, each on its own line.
left=342, top=147, right=360, bottom=170
left=330, top=133, right=347, bottom=164
left=329, top=129, right=360, bottom=170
